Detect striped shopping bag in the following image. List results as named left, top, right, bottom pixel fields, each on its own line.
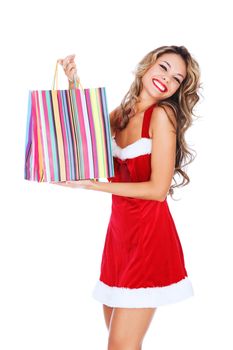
left=24, top=61, right=114, bottom=182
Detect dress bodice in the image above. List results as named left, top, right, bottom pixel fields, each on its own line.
left=108, top=103, right=157, bottom=183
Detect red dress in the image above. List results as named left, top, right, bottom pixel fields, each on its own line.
left=92, top=103, right=194, bottom=308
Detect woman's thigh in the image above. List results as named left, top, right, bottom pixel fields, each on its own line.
left=107, top=307, right=157, bottom=349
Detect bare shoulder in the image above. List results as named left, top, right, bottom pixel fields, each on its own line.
left=149, top=105, right=177, bottom=137
left=109, top=108, right=117, bottom=120
left=109, top=106, right=121, bottom=121
left=109, top=106, right=121, bottom=136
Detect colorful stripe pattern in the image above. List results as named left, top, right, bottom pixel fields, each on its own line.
left=24, top=87, right=114, bottom=182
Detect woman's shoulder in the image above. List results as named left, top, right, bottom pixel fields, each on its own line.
left=151, top=104, right=177, bottom=131
left=109, top=106, right=121, bottom=136
left=109, top=105, right=122, bottom=119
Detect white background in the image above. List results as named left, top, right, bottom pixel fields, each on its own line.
left=0, top=0, right=232, bottom=349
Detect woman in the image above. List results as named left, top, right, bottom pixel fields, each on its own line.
left=56, top=45, right=201, bottom=350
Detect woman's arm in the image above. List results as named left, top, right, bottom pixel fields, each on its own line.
left=60, top=106, right=176, bottom=202
left=84, top=180, right=166, bottom=201
left=56, top=179, right=165, bottom=201
left=55, top=179, right=165, bottom=201
left=92, top=105, right=176, bottom=201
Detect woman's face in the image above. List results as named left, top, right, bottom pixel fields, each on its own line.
left=141, top=52, right=187, bottom=101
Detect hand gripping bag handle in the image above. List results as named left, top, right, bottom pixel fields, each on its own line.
left=52, top=60, right=85, bottom=91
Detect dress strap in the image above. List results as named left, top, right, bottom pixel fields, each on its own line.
left=141, top=103, right=157, bottom=138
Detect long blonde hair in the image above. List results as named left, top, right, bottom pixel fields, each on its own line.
left=111, top=45, right=203, bottom=200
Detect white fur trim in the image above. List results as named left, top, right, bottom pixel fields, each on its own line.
left=92, top=277, right=194, bottom=308
left=112, top=137, right=152, bottom=160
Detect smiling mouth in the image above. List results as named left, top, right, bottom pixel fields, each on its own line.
left=152, top=79, right=167, bottom=92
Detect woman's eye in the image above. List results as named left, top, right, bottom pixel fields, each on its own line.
left=160, top=64, right=181, bottom=84
left=175, top=78, right=181, bottom=84
left=159, top=64, right=167, bottom=71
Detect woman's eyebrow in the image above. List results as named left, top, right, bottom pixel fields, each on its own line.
left=161, top=60, right=184, bottom=78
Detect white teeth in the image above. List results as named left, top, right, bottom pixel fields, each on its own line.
left=153, top=79, right=165, bottom=91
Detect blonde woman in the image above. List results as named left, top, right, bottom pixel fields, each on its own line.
left=56, top=45, right=201, bottom=350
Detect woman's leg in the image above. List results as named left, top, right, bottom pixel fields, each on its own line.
left=103, top=304, right=114, bottom=330
left=107, top=307, right=157, bottom=350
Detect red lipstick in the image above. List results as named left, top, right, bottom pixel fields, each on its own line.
left=152, top=78, right=168, bottom=92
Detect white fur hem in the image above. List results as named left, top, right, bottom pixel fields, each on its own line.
left=92, top=277, right=194, bottom=308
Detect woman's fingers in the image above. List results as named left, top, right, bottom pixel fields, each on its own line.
left=50, top=180, right=87, bottom=188
left=63, top=59, right=74, bottom=70
left=57, top=54, right=77, bottom=81
left=61, top=54, right=75, bottom=69
left=66, top=62, right=77, bottom=74
left=50, top=179, right=99, bottom=191
left=64, top=54, right=75, bottom=62
left=59, top=54, right=75, bottom=61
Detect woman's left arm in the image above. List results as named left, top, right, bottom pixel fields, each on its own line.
left=55, top=106, right=177, bottom=202
left=81, top=180, right=165, bottom=201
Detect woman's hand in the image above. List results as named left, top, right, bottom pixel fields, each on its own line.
left=51, top=179, right=99, bottom=190
left=57, top=54, right=78, bottom=83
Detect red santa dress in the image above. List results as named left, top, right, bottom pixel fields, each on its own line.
left=92, top=102, right=194, bottom=308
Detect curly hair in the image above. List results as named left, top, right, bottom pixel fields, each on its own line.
left=111, top=45, right=203, bottom=200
